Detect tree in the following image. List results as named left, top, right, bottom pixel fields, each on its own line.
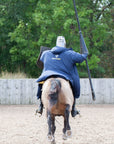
left=0, top=0, right=113, bottom=77
left=0, top=0, right=40, bottom=76
left=32, top=0, right=113, bottom=77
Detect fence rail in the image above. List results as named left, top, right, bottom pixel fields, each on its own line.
left=0, top=79, right=114, bottom=104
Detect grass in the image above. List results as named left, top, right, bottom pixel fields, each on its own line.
left=0, top=71, right=28, bottom=79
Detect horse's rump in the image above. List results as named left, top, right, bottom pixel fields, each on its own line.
left=41, top=77, right=74, bottom=115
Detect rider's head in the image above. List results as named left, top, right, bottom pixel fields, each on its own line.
left=56, top=36, right=66, bottom=47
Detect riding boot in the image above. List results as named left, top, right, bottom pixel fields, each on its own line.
left=71, top=99, right=80, bottom=117
left=36, top=98, right=43, bottom=115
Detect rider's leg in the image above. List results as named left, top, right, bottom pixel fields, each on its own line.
left=71, top=98, right=80, bottom=117
left=71, top=83, right=80, bottom=117
left=36, top=84, right=43, bottom=114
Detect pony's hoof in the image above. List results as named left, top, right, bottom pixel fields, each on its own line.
left=62, top=130, right=72, bottom=140
left=47, top=134, right=55, bottom=142
left=62, top=134, right=67, bottom=140
left=66, top=130, right=72, bottom=138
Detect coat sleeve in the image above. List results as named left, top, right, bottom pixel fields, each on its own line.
left=70, top=51, right=88, bottom=63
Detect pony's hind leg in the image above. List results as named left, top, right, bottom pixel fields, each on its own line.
left=47, top=111, right=56, bottom=143
left=63, top=104, right=72, bottom=140
left=52, top=116, right=56, bottom=136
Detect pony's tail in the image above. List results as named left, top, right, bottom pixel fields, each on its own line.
left=48, top=79, right=61, bottom=106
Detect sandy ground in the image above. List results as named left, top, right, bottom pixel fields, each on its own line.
left=0, top=105, right=114, bottom=144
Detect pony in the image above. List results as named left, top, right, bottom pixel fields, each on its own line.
left=41, top=77, right=74, bottom=144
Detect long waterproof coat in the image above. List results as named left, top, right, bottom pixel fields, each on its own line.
left=37, top=46, right=88, bottom=98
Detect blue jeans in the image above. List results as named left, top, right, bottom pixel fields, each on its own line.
left=37, top=84, right=42, bottom=99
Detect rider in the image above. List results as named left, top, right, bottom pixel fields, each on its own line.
left=36, top=36, right=88, bottom=117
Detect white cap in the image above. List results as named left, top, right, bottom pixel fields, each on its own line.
left=56, top=36, right=66, bottom=47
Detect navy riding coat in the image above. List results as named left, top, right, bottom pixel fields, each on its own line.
left=37, top=46, right=88, bottom=98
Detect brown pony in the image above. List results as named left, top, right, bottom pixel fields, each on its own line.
left=41, top=77, right=74, bottom=144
